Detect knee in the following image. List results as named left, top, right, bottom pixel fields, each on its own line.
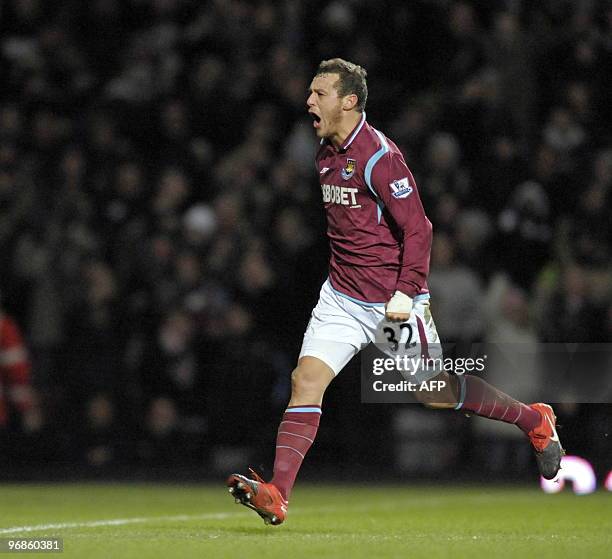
left=422, top=400, right=456, bottom=410
left=414, top=372, right=458, bottom=409
left=291, top=359, right=334, bottom=397
left=291, top=367, right=328, bottom=394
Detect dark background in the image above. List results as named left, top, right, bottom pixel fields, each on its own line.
left=0, top=0, right=610, bottom=483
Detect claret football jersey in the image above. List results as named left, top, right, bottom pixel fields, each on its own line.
left=316, top=112, right=432, bottom=304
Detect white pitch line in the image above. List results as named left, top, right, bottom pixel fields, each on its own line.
left=0, top=505, right=336, bottom=535
left=0, top=512, right=244, bottom=535
left=0, top=492, right=521, bottom=535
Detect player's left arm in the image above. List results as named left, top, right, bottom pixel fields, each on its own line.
left=370, top=151, right=432, bottom=321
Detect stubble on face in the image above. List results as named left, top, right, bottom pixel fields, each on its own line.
left=325, top=99, right=343, bottom=138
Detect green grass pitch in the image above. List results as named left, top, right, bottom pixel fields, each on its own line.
left=1, top=483, right=610, bottom=558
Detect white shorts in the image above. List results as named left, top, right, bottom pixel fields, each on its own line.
left=299, top=279, right=443, bottom=381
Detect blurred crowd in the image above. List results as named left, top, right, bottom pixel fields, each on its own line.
left=0, top=0, right=610, bottom=476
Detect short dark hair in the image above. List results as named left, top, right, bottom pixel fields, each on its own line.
left=315, top=58, right=368, bottom=112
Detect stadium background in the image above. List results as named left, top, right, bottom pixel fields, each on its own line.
left=0, top=0, right=610, bottom=484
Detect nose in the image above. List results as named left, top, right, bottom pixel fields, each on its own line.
left=306, top=92, right=315, bottom=108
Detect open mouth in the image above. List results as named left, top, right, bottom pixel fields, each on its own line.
left=309, top=112, right=321, bottom=128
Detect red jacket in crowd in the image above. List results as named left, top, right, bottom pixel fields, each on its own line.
left=0, top=312, right=33, bottom=427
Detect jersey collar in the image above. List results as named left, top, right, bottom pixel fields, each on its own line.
left=340, top=111, right=366, bottom=152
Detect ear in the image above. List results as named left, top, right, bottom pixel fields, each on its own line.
left=342, top=94, right=358, bottom=111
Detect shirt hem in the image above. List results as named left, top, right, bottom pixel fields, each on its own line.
left=327, top=278, right=430, bottom=306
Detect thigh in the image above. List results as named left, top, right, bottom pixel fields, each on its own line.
left=298, top=338, right=358, bottom=376
left=299, top=280, right=367, bottom=375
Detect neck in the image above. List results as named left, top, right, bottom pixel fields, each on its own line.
left=329, top=111, right=362, bottom=149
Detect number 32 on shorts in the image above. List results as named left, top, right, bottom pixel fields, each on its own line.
left=378, top=321, right=416, bottom=352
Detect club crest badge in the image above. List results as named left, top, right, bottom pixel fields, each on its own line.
left=341, top=158, right=356, bottom=180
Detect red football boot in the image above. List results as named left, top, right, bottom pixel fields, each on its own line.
left=227, top=469, right=288, bottom=525
left=527, top=403, right=565, bottom=480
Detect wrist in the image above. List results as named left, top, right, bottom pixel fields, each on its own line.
left=387, top=290, right=413, bottom=315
